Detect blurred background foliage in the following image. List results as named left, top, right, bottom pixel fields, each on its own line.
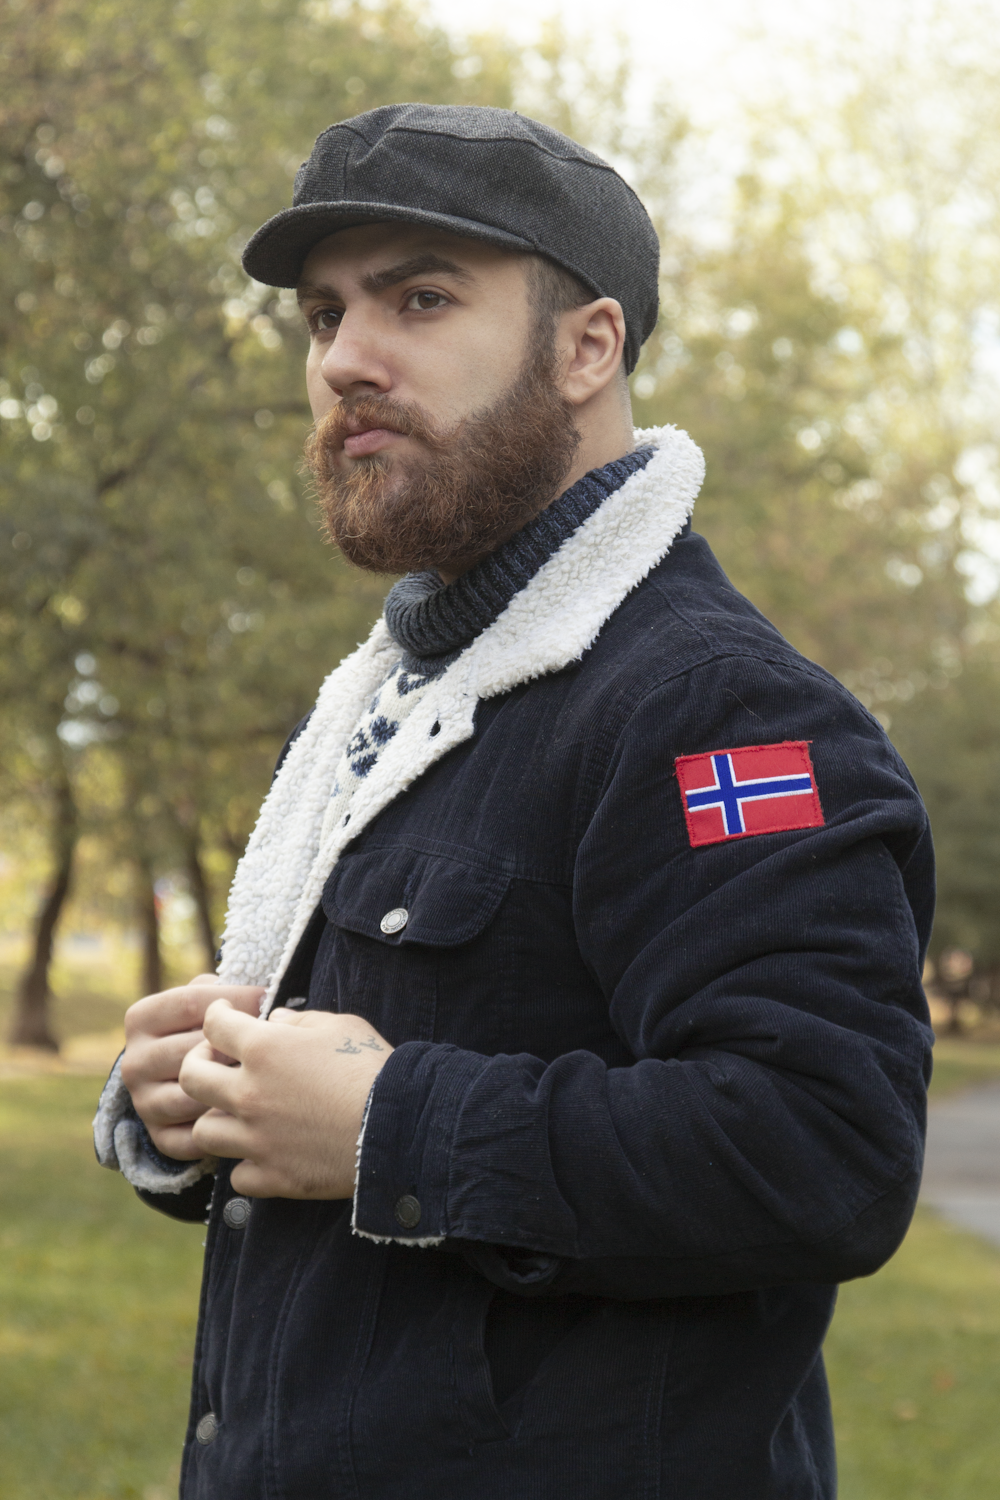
left=3, top=0, right=1000, bottom=1050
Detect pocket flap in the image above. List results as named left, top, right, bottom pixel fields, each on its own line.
left=322, top=846, right=511, bottom=947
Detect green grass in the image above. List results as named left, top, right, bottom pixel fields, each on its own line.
left=928, top=1038, right=1000, bottom=1100
left=0, top=1078, right=203, bottom=1500
left=829, top=1210, right=1000, bottom=1498
left=3, top=1045, right=1000, bottom=1498
left=823, top=1037, right=1000, bottom=1498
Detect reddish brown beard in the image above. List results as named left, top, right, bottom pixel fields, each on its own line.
left=302, top=340, right=581, bottom=576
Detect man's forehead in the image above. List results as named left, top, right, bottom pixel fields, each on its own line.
left=297, top=222, right=518, bottom=292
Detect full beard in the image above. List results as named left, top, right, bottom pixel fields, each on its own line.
left=302, top=340, right=581, bottom=576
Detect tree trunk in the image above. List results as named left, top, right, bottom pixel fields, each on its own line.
left=941, top=984, right=967, bottom=1036
left=9, top=775, right=77, bottom=1050
left=135, top=854, right=164, bottom=997
left=182, top=828, right=217, bottom=971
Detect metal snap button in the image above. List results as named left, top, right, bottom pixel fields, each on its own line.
left=379, top=907, right=408, bottom=935
left=394, top=1193, right=422, bottom=1229
left=195, top=1411, right=218, bottom=1445
left=223, top=1196, right=252, bottom=1230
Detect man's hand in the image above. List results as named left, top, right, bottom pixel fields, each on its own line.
left=120, top=976, right=266, bottom=1162
left=179, top=1001, right=393, bottom=1199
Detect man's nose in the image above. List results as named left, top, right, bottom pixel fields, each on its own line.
left=319, top=308, right=391, bottom=397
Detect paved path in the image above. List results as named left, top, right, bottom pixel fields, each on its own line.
left=921, top=1080, right=1000, bottom=1248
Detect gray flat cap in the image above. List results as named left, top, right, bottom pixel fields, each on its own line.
left=242, top=103, right=660, bottom=373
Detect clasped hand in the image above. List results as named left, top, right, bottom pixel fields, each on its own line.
left=121, top=976, right=392, bottom=1200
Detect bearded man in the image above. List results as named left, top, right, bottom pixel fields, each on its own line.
left=95, top=105, right=934, bottom=1500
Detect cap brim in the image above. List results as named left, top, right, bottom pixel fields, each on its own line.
left=242, top=201, right=537, bottom=287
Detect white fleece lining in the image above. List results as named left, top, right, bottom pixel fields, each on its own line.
left=92, top=1055, right=218, bottom=1193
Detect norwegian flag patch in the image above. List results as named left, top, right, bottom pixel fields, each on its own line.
left=675, top=741, right=825, bottom=847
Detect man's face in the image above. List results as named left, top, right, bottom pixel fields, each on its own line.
left=300, top=222, right=537, bottom=438
left=297, top=223, right=580, bottom=576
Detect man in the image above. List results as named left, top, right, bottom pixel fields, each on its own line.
left=95, top=104, right=934, bottom=1499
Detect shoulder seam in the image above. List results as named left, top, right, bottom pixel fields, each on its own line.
left=605, top=649, right=875, bottom=759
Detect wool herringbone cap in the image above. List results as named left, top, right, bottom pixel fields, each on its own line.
left=242, top=103, right=660, bottom=373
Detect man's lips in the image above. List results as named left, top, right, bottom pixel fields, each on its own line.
left=342, top=427, right=405, bottom=458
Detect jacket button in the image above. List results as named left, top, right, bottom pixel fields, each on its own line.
left=380, top=907, right=408, bottom=935
left=223, top=1196, right=251, bottom=1229
left=195, top=1411, right=218, bottom=1445
left=394, top=1193, right=422, bottom=1228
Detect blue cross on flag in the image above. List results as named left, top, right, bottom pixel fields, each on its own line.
left=675, top=741, right=825, bottom=847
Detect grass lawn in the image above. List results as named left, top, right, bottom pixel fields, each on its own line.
left=926, top=1037, right=1000, bottom=1100
left=828, top=1209, right=1000, bottom=1498
left=0, top=1077, right=203, bottom=1500
left=2, top=1044, right=1000, bottom=1497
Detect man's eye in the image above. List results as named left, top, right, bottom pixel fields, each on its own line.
left=406, top=290, right=447, bottom=311
left=312, top=309, right=341, bottom=331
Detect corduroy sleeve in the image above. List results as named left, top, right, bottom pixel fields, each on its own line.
left=352, top=655, right=934, bottom=1298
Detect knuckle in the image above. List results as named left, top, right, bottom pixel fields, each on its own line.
left=202, top=996, right=226, bottom=1028
left=179, top=989, right=205, bottom=1030
left=119, top=1044, right=145, bottom=1091
left=241, top=1029, right=261, bottom=1064
left=236, top=1078, right=260, bottom=1120
left=124, top=995, right=159, bottom=1039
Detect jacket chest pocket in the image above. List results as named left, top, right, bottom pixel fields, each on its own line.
left=315, top=845, right=511, bottom=1047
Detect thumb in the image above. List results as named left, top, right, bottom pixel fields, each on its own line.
left=202, top=996, right=262, bottom=1060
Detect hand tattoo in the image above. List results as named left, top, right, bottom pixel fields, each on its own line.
left=335, top=1035, right=384, bottom=1054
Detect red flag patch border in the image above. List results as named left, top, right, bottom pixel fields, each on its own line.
left=675, top=740, right=825, bottom=849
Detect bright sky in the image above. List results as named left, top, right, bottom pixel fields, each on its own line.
left=421, top=0, right=885, bottom=242
left=422, top=0, right=1000, bottom=591
left=421, top=0, right=994, bottom=126
left=421, top=0, right=847, bottom=118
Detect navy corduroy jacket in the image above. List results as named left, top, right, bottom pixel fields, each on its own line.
left=145, top=526, right=932, bottom=1500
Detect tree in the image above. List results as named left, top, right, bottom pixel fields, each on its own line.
left=619, top=10, right=1000, bottom=972
left=0, top=0, right=515, bottom=1043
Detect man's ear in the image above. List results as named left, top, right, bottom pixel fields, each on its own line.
left=557, top=297, right=627, bottom=407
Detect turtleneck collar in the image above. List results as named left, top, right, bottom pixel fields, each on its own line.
left=382, top=446, right=654, bottom=673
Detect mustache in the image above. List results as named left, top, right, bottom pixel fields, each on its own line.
left=311, top=395, right=452, bottom=468
left=301, top=334, right=581, bottom=576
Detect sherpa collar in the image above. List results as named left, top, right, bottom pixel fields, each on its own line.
left=383, top=445, right=654, bottom=670
left=217, top=424, right=705, bottom=1011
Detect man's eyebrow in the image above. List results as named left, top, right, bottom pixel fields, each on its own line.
left=296, top=280, right=340, bottom=306
left=361, top=254, right=475, bottom=293
left=296, top=254, right=475, bottom=305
